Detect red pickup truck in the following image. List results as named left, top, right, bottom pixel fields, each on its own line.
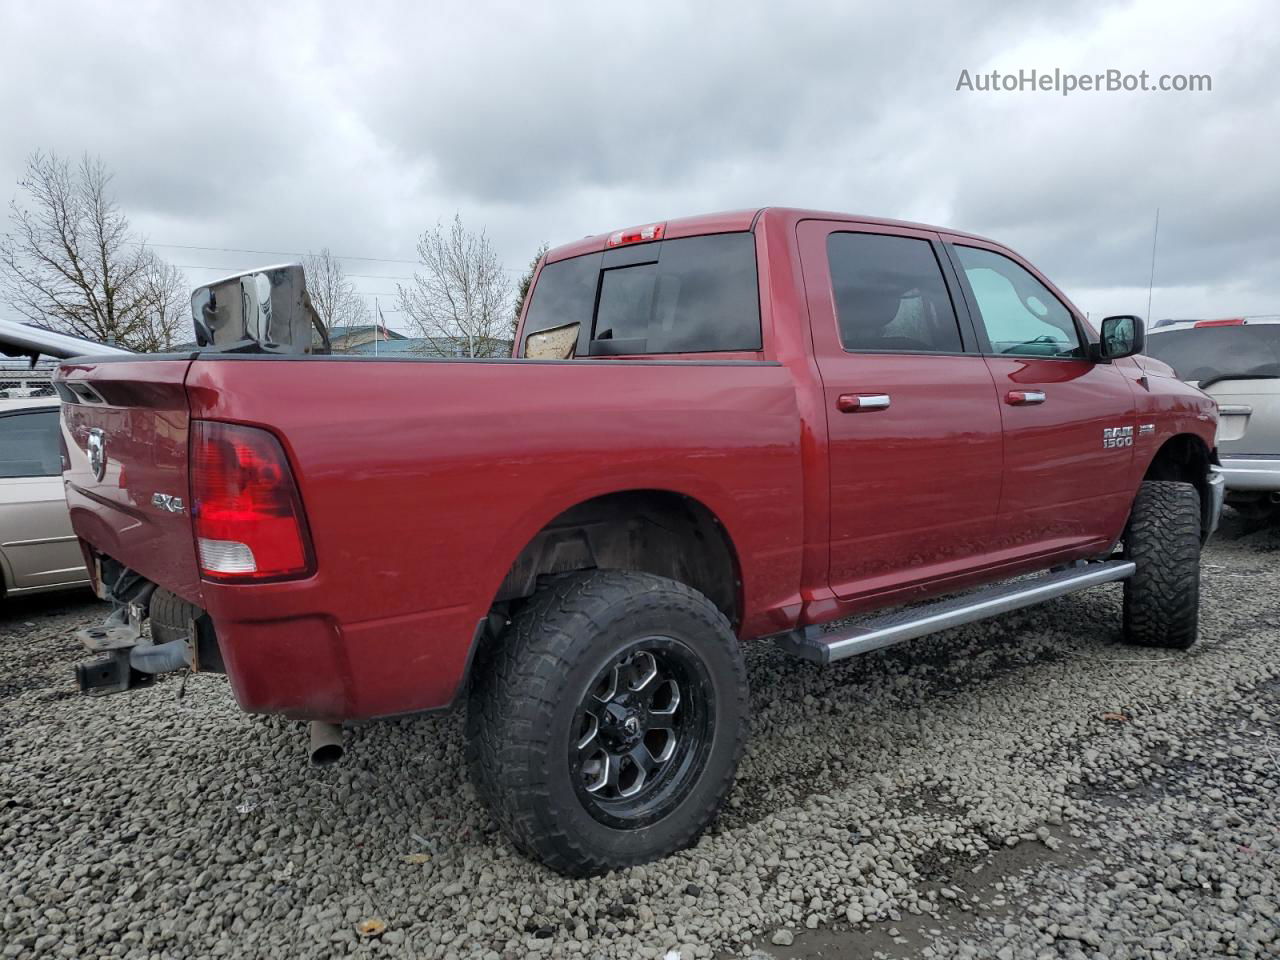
left=56, top=207, right=1222, bottom=876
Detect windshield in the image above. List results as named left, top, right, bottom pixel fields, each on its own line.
left=1144, top=325, right=1280, bottom=386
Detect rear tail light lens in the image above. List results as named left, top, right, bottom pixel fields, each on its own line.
left=1194, top=318, right=1246, bottom=328
left=190, top=421, right=314, bottom=582
left=606, top=222, right=665, bottom=247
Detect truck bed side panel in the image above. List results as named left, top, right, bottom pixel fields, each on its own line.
left=184, top=356, right=804, bottom=719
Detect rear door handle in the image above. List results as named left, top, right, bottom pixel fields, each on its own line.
left=1005, top=390, right=1046, bottom=406
left=837, top=393, right=891, bottom=413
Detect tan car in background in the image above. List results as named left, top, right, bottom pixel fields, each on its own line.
left=0, top=396, right=89, bottom=598
left=1145, top=318, right=1280, bottom=520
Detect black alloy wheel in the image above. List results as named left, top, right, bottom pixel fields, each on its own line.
left=570, top=638, right=713, bottom=829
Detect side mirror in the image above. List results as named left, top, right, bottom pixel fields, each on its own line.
left=191, top=263, right=328, bottom=354
left=1096, top=314, right=1145, bottom=361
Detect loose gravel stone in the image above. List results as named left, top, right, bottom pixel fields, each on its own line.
left=1, top=513, right=1278, bottom=959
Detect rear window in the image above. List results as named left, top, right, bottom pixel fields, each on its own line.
left=1145, top=325, right=1280, bottom=385
left=522, top=232, right=761, bottom=356
left=0, top=409, right=61, bottom=478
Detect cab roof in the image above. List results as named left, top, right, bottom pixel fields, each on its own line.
left=544, top=207, right=996, bottom=263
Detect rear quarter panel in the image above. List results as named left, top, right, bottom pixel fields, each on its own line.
left=185, top=356, right=804, bottom=719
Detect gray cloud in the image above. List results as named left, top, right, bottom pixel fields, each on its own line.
left=0, top=0, right=1276, bottom=328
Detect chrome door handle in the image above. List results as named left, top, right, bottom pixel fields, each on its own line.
left=1005, top=390, right=1046, bottom=406
left=837, top=393, right=891, bottom=413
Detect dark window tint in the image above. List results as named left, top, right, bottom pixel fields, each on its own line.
left=0, top=410, right=61, bottom=478
left=522, top=251, right=602, bottom=338
left=954, top=245, right=1082, bottom=358
left=827, top=233, right=964, bottom=353
left=522, top=233, right=761, bottom=356
left=592, top=233, right=761, bottom=354
left=595, top=264, right=656, bottom=348
left=1145, top=325, right=1280, bottom=386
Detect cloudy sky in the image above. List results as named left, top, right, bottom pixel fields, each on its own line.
left=1, top=0, right=1276, bottom=331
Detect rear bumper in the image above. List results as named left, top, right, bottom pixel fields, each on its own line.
left=75, top=545, right=479, bottom=721
left=206, top=605, right=479, bottom=721
left=1219, top=455, right=1280, bottom=492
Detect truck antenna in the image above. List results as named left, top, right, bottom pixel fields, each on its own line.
left=1145, top=208, right=1160, bottom=326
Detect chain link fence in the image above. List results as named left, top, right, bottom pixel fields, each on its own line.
left=0, top=365, right=57, bottom=398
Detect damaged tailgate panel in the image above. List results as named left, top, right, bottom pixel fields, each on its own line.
left=57, top=357, right=205, bottom=607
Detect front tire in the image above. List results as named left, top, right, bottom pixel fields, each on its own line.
left=1122, top=481, right=1201, bottom=649
left=467, top=570, right=748, bottom=876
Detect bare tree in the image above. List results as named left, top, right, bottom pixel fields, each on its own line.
left=398, top=213, right=510, bottom=357
left=130, top=253, right=190, bottom=351
left=302, top=247, right=370, bottom=348
left=0, top=151, right=189, bottom=351
left=512, top=241, right=549, bottom=339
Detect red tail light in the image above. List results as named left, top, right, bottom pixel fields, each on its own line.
left=190, top=421, right=314, bottom=582
left=1194, top=318, right=1245, bottom=328
left=606, top=222, right=665, bottom=247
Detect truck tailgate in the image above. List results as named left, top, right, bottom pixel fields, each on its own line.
left=57, top=358, right=203, bottom=605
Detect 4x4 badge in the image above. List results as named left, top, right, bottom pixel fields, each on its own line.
left=151, top=493, right=185, bottom=514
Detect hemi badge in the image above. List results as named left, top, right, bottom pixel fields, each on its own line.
left=1139, top=423, right=1155, bottom=436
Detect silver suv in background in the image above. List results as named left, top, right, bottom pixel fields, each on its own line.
left=1144, top=318, right=1280, bottom=520
left=0, top=396, right=89, bottom=598
left=0, top=317, right=130, bottom=600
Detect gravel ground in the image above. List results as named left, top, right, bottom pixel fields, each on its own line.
left=2, top=513, right=1277, bottom=960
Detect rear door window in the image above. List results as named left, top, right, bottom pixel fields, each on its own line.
left=1145, top=325, right=1280, bottom=385
left=521, top=232, right=761, bottom=356
left=826, top=233, right=966, bottom=353
left=0, top=410, right=61, bottom=478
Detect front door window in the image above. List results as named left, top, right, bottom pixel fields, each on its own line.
left=954, top=245, right=1083, bottom=359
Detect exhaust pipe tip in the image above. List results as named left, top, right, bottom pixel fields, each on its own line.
left=309, top=721, right=344, bottom=766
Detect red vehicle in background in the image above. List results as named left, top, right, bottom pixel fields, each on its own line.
left=55, top=208, right=1220, bottom=875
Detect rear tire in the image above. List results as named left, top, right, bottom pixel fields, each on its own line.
left=1122, top=481, right=1201, bottom=649
left=467, top=570, right=748, bottom=876
left=149, top=588, right=202, bottom=646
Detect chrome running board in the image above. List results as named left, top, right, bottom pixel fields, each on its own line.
left=774, top=560, right=1135, bottom=665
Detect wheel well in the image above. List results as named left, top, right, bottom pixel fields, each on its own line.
left=492, top=490, right=742, bottom=628
left=1144, top=433, right=1214, bottom=530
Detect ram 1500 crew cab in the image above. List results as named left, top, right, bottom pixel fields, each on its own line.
left=55, top=208, right=1222, bottom=875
